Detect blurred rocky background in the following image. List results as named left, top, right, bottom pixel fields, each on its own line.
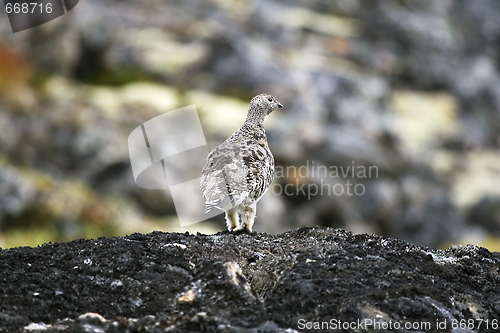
left=1, top=0, right=500, bottom=250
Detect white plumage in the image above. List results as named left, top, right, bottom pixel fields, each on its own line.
left=200, top=94, right=283, bottom=232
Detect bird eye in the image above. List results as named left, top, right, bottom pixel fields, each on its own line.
left=267, top=97, right=272, bottom=102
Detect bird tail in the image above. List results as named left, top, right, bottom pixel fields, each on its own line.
left=205, top=202, right=223, bottom=214
left=204, top=195, right=233, bottom=214
left=205, top=203, right=215, bottom=214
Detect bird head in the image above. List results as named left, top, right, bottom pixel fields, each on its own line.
left=249, top=93, right=283, bottom=117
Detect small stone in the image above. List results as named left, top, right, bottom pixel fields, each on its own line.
left=176, top=289, right=195, bottom=303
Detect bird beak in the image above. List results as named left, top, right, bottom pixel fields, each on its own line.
left=277, top=103, right=283, bottom=109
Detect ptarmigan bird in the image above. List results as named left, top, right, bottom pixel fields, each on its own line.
left=200, top=94, right=283, bottom=232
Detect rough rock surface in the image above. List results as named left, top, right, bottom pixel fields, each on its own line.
left=1, top=227, right=499, bottom=332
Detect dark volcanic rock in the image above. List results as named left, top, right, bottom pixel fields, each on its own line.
left=1, top=227, right=499, bottom=332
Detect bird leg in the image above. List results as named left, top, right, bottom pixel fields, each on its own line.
left=241, top=202, right=257, bottom=232
left=232, top=210, right=245, bottom=232
left=225, top=208, right=239, bottom=231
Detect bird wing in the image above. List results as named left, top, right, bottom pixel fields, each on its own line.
left=200, top=141, right=250, bottom=212
left=200, top=139, right=275, bottom=212
left=240, top=142, right=275, bottom=202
